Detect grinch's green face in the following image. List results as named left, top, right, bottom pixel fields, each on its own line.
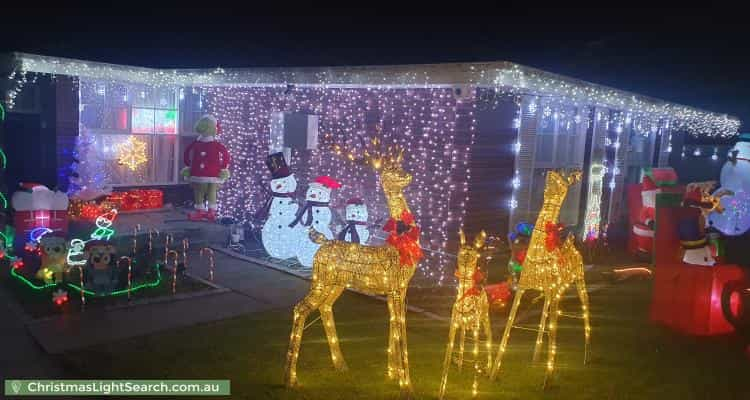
left=194, top=117, right=217, bottom=137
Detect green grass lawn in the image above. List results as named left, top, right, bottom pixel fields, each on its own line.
left=61, top=279, right=750, bottom=399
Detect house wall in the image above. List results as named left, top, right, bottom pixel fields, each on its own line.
left=667, top=131, right=731, bottom=183
left=203, top=86, right=475, bottom=277
left=4, top=76, right=57, bottom=193
left=462, top=90, right=518, bottom=238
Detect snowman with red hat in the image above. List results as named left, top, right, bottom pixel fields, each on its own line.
left=337, top=198, right=370, bottom=244
left=290, top=176, right=341, bottom=267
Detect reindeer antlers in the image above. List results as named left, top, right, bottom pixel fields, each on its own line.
left=332, top=130, right=404, bottom=171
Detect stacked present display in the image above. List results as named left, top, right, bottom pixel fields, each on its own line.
left=629, top=167, right=680, bottom=255
left=106, top=189, right=163, bottom=211
left=69, top=189, right=163, bottom=220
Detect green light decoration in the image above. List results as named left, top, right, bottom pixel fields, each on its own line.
left=0, top=148, right=6, bottom=170
left=10, top=263, right=57, bottom=290
left=0, top=192, right=6, bottom=210
left=67, top=263, right=162, bottom=297
left=9, top=260, right=162, bottom=297
left=0, top=102, right=5, bottom=122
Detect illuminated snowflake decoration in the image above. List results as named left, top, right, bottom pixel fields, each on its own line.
left=117, top=136, right=148, bottom=171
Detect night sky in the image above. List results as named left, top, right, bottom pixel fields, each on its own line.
left=2, top=10, right=748, bottom=130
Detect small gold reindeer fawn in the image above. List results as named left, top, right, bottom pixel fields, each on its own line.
left=439, top=229, right=492, bottom=399
left=490, top=170, right=591, bottom=389
left=284, top=138, right=420, bottom=396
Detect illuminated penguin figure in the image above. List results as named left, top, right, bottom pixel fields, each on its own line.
left=290, top=176, right=341, bottom=267
left=260, top=152, right=300, bottom=259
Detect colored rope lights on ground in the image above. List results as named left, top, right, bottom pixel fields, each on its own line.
left=9, top=53, right=738, bottom=137
left=8, top=250, right=162, bottom=298
left=66, top=263, right=162, bottom=297
left=10, top=265, right=57, bottom=290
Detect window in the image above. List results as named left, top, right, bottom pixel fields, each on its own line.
left=625, top=127, right=655, bottom=184
left=79, top=80, right=181, bottom=186
left=527, top=103, right=586, bottom=226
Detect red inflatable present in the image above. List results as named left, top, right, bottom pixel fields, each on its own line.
left=650, top=192, right=750, bottom=335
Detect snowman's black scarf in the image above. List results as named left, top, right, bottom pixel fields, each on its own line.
left=255, top=191, right=296, bottom=221
left=289, top=201, right=330, bottom=228
left=337, top=220, right=368, bottom=243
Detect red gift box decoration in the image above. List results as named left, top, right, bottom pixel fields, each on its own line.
left=11, top=184, right=69, bottom=244
left=105, top=189, right=163, bottom=211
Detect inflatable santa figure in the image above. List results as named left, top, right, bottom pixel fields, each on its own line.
left=632, top=168, right=678, bottom=254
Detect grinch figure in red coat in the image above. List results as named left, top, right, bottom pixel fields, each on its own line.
left=181, top=115, right=231, bottom=221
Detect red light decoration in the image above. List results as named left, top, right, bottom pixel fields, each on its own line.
left=52, top=289, right=69, bottom=306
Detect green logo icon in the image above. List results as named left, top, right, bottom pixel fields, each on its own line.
left=10, top=380, right=21, bottom=395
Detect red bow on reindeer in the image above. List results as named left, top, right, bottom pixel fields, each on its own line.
left=383, top=211, right=423, bottom=267
left=545, top=222, right=565, bottom=251
left=456, top=269, right=485, bottom=301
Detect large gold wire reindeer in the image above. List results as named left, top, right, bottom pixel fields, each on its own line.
left=490, top=170, right=591, bottom=388
left=439, top=229, right=493, bottom=399
left=284, top=137, right=421, bottom=395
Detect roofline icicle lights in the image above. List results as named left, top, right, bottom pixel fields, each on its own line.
left=6, top=52, right=740, bottom=138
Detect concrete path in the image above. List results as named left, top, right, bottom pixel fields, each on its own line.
left=0, top=283, right=66, bottom=379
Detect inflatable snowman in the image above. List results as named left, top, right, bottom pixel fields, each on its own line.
left=260, top=153, right=300, bottom=259
left=290, top=176, right=341, bottom=268
left=708, top=133, right=750, bottom=236
left=337, top=198, right=370, bottom=244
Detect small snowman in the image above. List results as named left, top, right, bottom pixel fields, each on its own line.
left=290, top=176, right=341, bottom=267
left=337, top=198, right=370, bottom=244
left=709, top=133, right=750, bottom=236
left=261, top=152, right=300, bottom=259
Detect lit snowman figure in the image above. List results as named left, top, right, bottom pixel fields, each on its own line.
left=708, top=133, right=750, bottom=236
left=260, top=152, right=300, bottom=259
left=290, top=176, right=341, bottom=268
left=337, top=198, right=370, bottom=244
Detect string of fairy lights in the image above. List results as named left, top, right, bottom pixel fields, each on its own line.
left=203, top=86, right=469, bottom=281
left=6, top=53, right=741, bottom=138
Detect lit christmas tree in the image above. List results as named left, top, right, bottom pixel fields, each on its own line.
left=67, top=127, right=112, bottom=201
